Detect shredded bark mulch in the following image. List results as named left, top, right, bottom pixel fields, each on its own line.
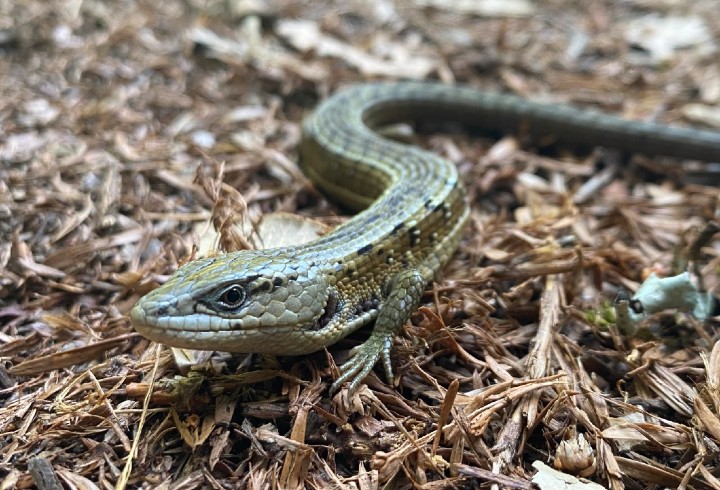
left=2, top=1, right=720, bottom=488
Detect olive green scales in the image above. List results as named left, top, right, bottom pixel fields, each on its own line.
left=131, top=82, right=720, bottom=392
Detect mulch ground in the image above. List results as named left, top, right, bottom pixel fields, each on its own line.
left=2, top=1, right=720, bottom=488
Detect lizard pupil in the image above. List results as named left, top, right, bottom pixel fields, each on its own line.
left=220, top=286, right=245, bottom=307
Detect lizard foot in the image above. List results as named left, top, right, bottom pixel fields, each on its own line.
left=330, top=330, right=394, bottom=394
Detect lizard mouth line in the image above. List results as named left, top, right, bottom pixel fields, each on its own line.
left=139, top=322, right=301, bottom=336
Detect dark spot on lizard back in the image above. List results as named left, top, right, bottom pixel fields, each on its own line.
left=408, top=226, right=421, bottom=246
left=357, top=243, right=373, bottom=255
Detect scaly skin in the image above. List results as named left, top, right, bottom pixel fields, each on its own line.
left=131, top=82, right=720, bottom=393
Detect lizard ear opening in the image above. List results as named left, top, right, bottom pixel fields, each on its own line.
left=313, top=289, right=339, bottom=331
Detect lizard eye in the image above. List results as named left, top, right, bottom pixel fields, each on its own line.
left=217, top=285, right=246, bottom=310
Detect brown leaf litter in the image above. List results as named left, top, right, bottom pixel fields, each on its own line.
left=1, top=0, right=720, bottom=488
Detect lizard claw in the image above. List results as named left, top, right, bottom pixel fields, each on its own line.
left=330, top=332, right=394, bottom=394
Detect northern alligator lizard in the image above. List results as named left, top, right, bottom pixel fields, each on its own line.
left=130, top=82, right=720, bottom=392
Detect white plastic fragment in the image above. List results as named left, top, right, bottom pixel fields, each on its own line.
left=616, top=272, right=713, bottom=334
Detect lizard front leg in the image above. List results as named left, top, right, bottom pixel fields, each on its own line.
left=331, top=269, right=427, bottom=393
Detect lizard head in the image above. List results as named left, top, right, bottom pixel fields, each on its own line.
left=130, top=249, right=334, bottom=354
